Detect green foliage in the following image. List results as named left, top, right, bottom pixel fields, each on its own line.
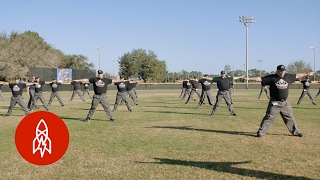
left=286, top=60, right=312, bottom=74
left=59, top=54, right=94, bottom=69
left=118, top=49, right=168, bottom=82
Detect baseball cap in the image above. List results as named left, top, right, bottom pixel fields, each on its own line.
left=204, top=74, right=208, bottom=77
left=98, top=70, right=103, bottom=74
left=277, top=65, right=286, bottom=71
left=120, top=76, right=124, bottom=79
left=221, top=71, right=225, bottom=74
left=194, top=76, right=197, bottom=78
left=306, top=76, right=309, bottom=79
left=15, top=76, right=20, bottom=80
left=52, top=78, right=56, bottom=80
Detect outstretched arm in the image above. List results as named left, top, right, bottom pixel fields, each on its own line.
left=73, top=79, right=90, bottom=83
left=244, top=77, right=262, bottom=82
left=296, top=72, right=314, bottom=79
left=232, top=75, right=245, bottom=80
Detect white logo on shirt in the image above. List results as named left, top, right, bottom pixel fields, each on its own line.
left=95, top=80, right=105, bottom=87
left=305, top=82, right=310, bottom=86
left=275, top=79, right=288, bottom=89
left=187, top=82, right=191, bottom=86
left=36, top=84, right=41, bottom=88
left=203, top=81, right=211, bottom=86
left=52, top=84, right=57, bottom=88
left=85, top=84, right=88, bottom=87
left=13, top=85, right=20, bottom=91
left=119, top=82, right=126, bottom=88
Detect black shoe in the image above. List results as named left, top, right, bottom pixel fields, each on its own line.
left=295, top=133, right=303, bottom=137
left=129, top=109, right=132, bottom=112
left=255, top=133, right=262, bottom=138
left=312, top=102, right=316, bottom=105
left=4, top=114, right=9, bottom=116
left=210, top=113, right=215, bottom=116
left=110, top=118, right=115, bottom=122
left=62, top=105, right=64, bottom=107
left=85, top=118, right=90, bottom=122
left=232, top=113, right=237, bottom=116
left=297, top=102, right=300, bottom=105
left=135, top=103, right=138, bottom=105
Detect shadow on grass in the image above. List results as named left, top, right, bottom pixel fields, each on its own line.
left=60, top=116, right=109, bottom=122
left=138, top=158, right=312, bottom=180
left=143, top=110, right=208, bottom=116
left=148, top=126, right=255, bottom=137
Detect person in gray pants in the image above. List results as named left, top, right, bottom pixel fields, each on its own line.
left=112, top=76, right=132, bottom=112
left=297, top=76, right=316, bottom=105
left=32, top=77, right=49, bottom=111
left=82, top=82, right=92, bottom=99
left=74, top=70, right=115, bottom=122
left=69, top=81, right=85, bottom=102
left=258, top=84, right=270, bottom=99
left=247, top=64, right=313, bottom=138
left=48, top=78, right=64, bottom=107
left=120, top=78, right=138, bottom=105
left=197, top=74, right=214, bottom=109
left=27, top=76, right=37, bottom=110
left=0, top=84, right=5, bottom=101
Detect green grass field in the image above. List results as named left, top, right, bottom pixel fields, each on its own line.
left=0, top=89, right=320, bottom=180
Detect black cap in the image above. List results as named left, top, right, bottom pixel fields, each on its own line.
left=15, top=76, right=20, bottom=80
left=277, top=65, right=286, bottom=70
left=194, top=76, right=197, bottom=78
left=204, top=74, right=208, bottom=77
left=52, top=78, right=56, bottom=80
left=306, top=76, right=309, bottom=79
left=35, top=76, right=39, bottom=79
left=98, top=70, right=103, bottom=74
left=221, top=71, right=225, bottom=74
left=120, top=76, right=124, bottom=79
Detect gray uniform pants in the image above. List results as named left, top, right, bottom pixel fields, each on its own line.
left=87, top=94, right=114, bottom=120
left=257, top=99, right=301, bottom=136
left=258, top=86, right=269, bottom=99
left=27, top=89, right=36, bottom=109
left=83, top=89, right=92, bottom=99
left=121, top=90, right=138, bottom=105
left=186, top=88, right=200, bottom=104
left=132, top=87, right=137, bottom=98
left=181, top=88, right=192, bottom=100
left=316, top=89, right=320, bottom=98
left=229, top=88, right=233, bottom=103
left=113, top=92, right=132, bottom=111
left=297, top=89, right=315, bottom=104
left=179, top=88, right=186, bottom=99
left=33, top=92, right=49, bottom=111
left=6, top=95, right=30, bottom=116
left=211, top=90, right=235, bottom=115
left=0, top=90, right=5, bottom=101
left=197, top=90, right=214, bottom=108
left=48, top=91, right=64, bottom=106
left=70, top=90, right=85, bottom=101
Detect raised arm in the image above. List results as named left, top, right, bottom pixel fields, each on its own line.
left=233, top=75, right=245, bottom=80
left=73, top=78, right=90, bottom=84
left=244, top=77, right=262, bottom=82
left=296, top=72, right=314, bottom=79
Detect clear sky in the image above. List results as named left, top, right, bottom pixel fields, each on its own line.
left=1, top=0, right=319, bottom=76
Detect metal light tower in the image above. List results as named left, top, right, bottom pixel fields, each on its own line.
left=96, top=47, right=103, bottom=70
left=112, top=59, right=116, bottom=77
left=257, top=60, right=263, bottom=78
left=239, top=16, right=256, bottom=89
left=310, top=46, right=318, bottom=81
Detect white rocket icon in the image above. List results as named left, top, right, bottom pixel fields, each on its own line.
left=32, top=119, right=52, bottom=158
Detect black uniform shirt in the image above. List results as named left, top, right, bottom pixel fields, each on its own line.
left=83, top=83, right=90, bottom=89
left=199, top=79, right=214, bottom=91
left=186, top=81, right=192, bottom=89
left=189, top=80, right=199, bottom=89
left=301, top=80, right=311, bottom=89
left=127, top=82, right=136, bottom=91
left=0, top=84, right=2, bottom=90
left=28, top=80, right=35, bottom=90
left=182, top=80, right=188, bottom=88
left=34, top=81, right=45, bottom=93
left=89, top=77, right=112, bottom=95
left=262, top=73, right=296, bottom=100
left=212, top=77, right=231, bottom=91
left=50, top=82, right=61, bottom=92
left=115, top=81, right=129, bottom=92
left=9, top=83, right=26, bottom=96
left=71, top=81, right=81, bottom=90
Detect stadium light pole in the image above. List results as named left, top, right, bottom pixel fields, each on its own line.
left=96, top=47, right=103, bottom=70
left=257, top=60, right=263, bottom=78
left=310, top=46, right=318, bottom=81
left=112, top=59, right=116, bottom=77
left=239, top=16, right=256, bottom=89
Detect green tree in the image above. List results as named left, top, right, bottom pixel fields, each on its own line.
left=286, top=60, right=312, bottom=74
left=59, top=54, right=94, bottom=69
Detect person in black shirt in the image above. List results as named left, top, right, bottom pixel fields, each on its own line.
left=27, top=76, right=37, bottom=110
left=31, top=77, right=49, bottom=111
left=69, top=80, right=85, bottom=102
left=120, top=78, right=138, bottom=105
left=48, top=78, right=64, bottom=107
left=180, top=80, right=192, bottom=101
left=112, top=76, right=132, bottom=112
left=297, top=76, right=316, bottom=105
left=247, top=65, right=313, bottom=138
left=82, top=82, right=92, bottom=99
left=211, top=71, right=242, bottom=116
left=228, top=76, right=235, bottom=104
left=132, top=82, right=138, bottom=98
left=179, top=79, right=188, bottom=99
left=315, top=87, right=320, bottom=98
left=4, top=77, right=35, bottom=116
left=0, top=83, right=5, bottom=101
left=258, top=84, right=270, bottom=99
left=75, top=70, right=115, bottom=122
left=197, top=74, right=215, bottom=109
left=185, top=77, right=201, bottom=104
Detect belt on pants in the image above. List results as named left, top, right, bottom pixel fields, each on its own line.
left=95, top=93, right=106, bottom=96
left=219, top=89, right=229, bottom=92
left=13, top=95, right=21, bottom=97
left=271, top=98, right=287, bottom=102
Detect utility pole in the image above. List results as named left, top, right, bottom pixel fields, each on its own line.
left=96, top=47, right=103, bottom=70
left=257, top=60, right=263, bottom=78
left=310, top=46, right=318, bottom=81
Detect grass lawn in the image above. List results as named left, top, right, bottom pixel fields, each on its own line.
left=0, top=89, right=319, bottom=179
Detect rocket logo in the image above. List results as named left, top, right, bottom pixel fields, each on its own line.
left=32, top=119, right=52, bottom=158
left=15, top=111, right=69, bottom=166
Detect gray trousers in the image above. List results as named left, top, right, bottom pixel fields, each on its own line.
left=179, top=88, right=186, bottom=99
left=197, top=90, right=214, bottom=108
left=83, top=89, right=92, bottom=99
left=48, top=91, right=64, bottom=106
left=6, top=95, right=30, bottom=116
left=33, top=92, right=49, bottom=110
left=181, top=88, right=192, bottom=100
left=70, top=90, right=85, bottom=101
left=113, top=92, right=132, bottom=111
left=316, top=89, right=320, bottom=98
left=257, top=99, right=301, bottom=136
left=0, top=90, right=5, bottom=101
left=27, top=89, right=36, bottom=109
left=121, top=90, right=138, bottom=105
left=258, top=86, right=270, bottom=99
left=211, top=90, right=235, bottom=115
left=186, top=88, right=201, bottom=104
left=132, top=87, right=137, bottom=98
left=298, top=89, right=315, bottom=104
left=87, top=94, right=114, bottom=120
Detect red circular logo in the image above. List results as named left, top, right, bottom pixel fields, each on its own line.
left=15, top=111, right=69, bottom=166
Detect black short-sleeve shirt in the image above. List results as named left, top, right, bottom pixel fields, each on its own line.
left=212, top=77, right=232, bottom=91
left=89, top=77, right=112, bottom=95
left=50, top=82, right=61, bottom=92
left=9, top=83, right=26, bottom=96
left=114, top=81, right=129, bottom=92
left=301, top=80, right=311, bottom=89
left=127, top=82, right=137, bottom=91
left=182, top=80, right=188, bottom=88
left=189, top=80, right=199, bottom=89
left=186, top=81, right=192, bottom=89
left=262, top=73, right=296, bottom=100
left=199, top=79, right=214, bottom=91
left=83, top=83, right=90, bottom=89
left=71, top=81, right=81, bottom=90
left=0, top=84, right=2, bottom=90
left=34, top=81, right=45, bottom=93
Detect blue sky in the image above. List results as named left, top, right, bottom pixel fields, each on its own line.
left=1, top=0, right=319, bottom=76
